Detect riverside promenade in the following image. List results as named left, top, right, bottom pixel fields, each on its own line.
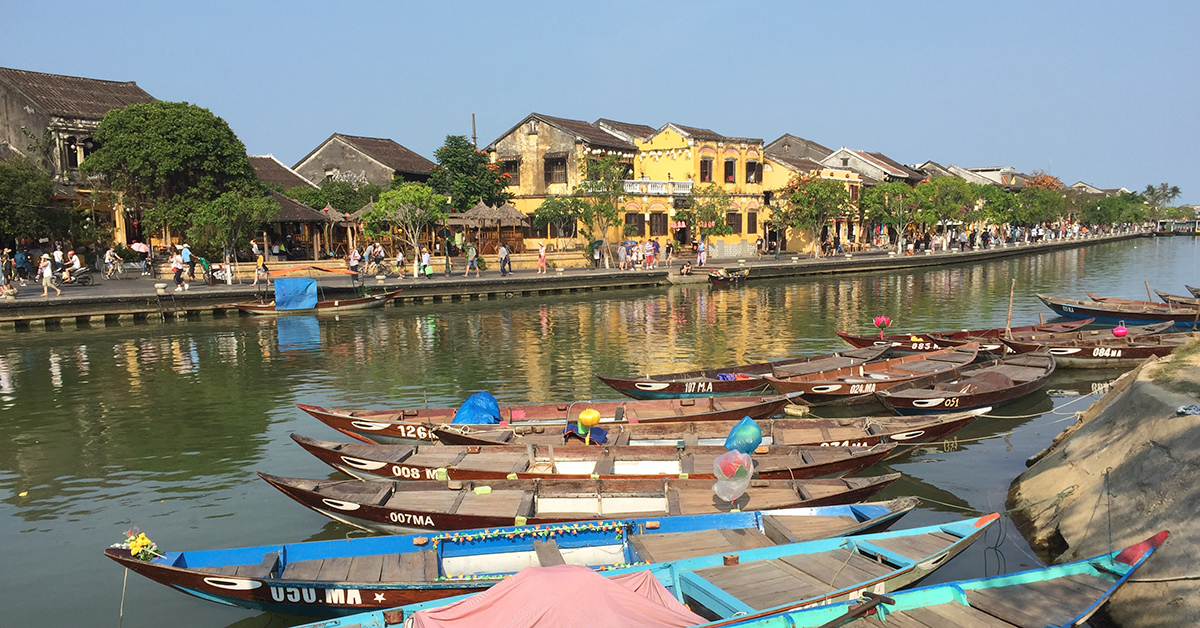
left=0, top=229, right=1145, bottom=331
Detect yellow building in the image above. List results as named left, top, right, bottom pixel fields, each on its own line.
left=762, top=152, right=863, bottom=254
left=629, top=124, right=765, bottom=259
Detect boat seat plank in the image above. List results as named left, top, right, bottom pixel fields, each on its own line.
left=780, top=548, right=894, bottom=588
left=454, top=452, right=525, bottom=472
left=867, top=531, right=958, bottom=561
left=280, top=558, right=325, bottom=580
left=630, top=530, right=748, bottom=563
left=871, top=604, right=1016, bottom=627
left=986, top=365, right=1047, bottom=381
left=316, top=555, right=354, bottom=581
left=346, top=554, right=385, bottom=583
left=384, top=489, right=461, bottom=513
left=693, top=560, right=825, bottom=611
left=592, top=453, right=615, bottom=476
left=718, top=527, right=776, bottom=551
left=196, top=565, right=240, bottom=576
left=533, top=539, right=566, bottom=566
left=679, top=454, right=695, bottom=476
left=761, top=514, right=860, bottom=544
left=749, top=487, right=810, bottom=509
left=234, top=552, right=280, bottom=579
left=967, top=579, right=1107, bottom=628
left=380, top=549, right=436, bottom=582
left=405, top=451, right=467, bottom=468
left=614, top=432, right=632, bottom=447
left=325, top=482, right=393, bottom=506
left=458, top=489, right=527, bottom=517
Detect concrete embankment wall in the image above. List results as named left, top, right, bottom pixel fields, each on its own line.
left=1008, top=342, right=1200, bottom=626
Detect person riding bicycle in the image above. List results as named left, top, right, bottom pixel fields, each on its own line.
left=104, top=246, right=120, bottom=278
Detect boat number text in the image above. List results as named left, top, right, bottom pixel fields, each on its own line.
left=821, top=440, right=871, bottom=447
left=942, top=398, right=960, bottom=407
left=684, top=381, right=714, bottom=394
left=909, top=343, right=938, bottom=351
left=387, top=512, right=436, bottom=527
left=392, top=465, right=440, bottom=480
left=1091, top=347, right=1123, bottom=358
left=848, top=383, right=876, bottom=394
left=1062, top=305, right=1075, bottom=313
left=269, top=586, right=363, bottom=605
left=393, top=424, right=431, bottom=440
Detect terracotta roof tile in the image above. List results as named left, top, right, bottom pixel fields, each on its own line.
left=249, top=155, right=316, bottom=190
left=0, top=67, right=155, bottom=119
left=532, top=113, right=635, bottom=150
left=268, top=190, right=327, bottom=223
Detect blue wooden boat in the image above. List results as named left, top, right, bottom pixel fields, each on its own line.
left=281, top=513, right=1000, bottom=625
left=714, top=529, right=1168, bottom=627
left=103, top=498, right=918, bottom=617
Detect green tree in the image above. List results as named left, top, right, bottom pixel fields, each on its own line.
left=674, top=183, right=734, bottom=247
left=1015, top=187, right=1066, bottom=226
left=572, top=155, right=630, bottom=268
left=533, top=195, right=587, bottom=252
left=186, top=190, right=281, bottom=282
left=0, top=156, right=58, bottom=243
left=284, top=180, right=382, bottom=215
left=911, top=177, right=975, bottom=249
left=774, top=174, right=849, bottom=257
left=1142, top=183, right=1181, bottom=219
left=363, top=183, right=448, bottom=275
left=82, top=101, right=258, bottom=238
left=427, top=135, right=512, bottom=212
left=862, top=181, right=921, bottom=253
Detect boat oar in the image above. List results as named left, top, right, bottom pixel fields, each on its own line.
left=1005, top=279, right=1015, bottom=339
left=815, top=592, right=897, bottom=628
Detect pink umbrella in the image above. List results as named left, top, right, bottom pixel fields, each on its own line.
left=130, top=242, right=150, bottom=253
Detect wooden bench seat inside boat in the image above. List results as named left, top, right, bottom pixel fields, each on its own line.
left=405, top=450, right=467, bottom=468
left=761, top=514, right=861, bottom=544
left=773, top=357, right=858, bottom=376
left=276, top=548, right=440, bottom=583
left=965, top=573, right=1115, bottom=627
left=532, top=539, right=566, bottom=566
left=867, top=531, right=959, bottom=561
left=692, top=547, right=894, bottom=610
left=629, top=528, right=775, bottom=563
left=196, top=552, right=280, bottom=579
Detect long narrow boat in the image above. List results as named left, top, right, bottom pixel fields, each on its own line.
left=936, top=320, right=1175, bottom=355
left=595, top=346, right=888, bottom=399
left=290, top=434, right=896, bottom=482
left=763, top=346, right=978, bottom=405
left=875, top=352, right=1055, bottom=415
left=1001, top=332, right=1196, bottom=368
left=712, top=530, right=1168, bottom=627
left=1038, top=293, right=1200, bottom=326
left=297, top=394, right=800, bottom=447
left=258, top=473, right=903, bottom=534
left=836, top=319, right=1092, bottom=354
left=432, top=408, right=988, bottom=450
left=1154, top=288, right=1200, bottom=306
left=284, top=515, right=1001, bottom=628
left=235, top=289, right=402, bottom=316
left=102, top=498, right=920, bottom=617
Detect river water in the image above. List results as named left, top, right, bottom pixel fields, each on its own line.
left=2, top=236, right=1196, bottom=628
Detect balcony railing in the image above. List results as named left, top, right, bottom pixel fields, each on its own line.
left=623, top=180, right=693, bottom=195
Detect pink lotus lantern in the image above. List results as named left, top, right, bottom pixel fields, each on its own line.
left=1112, top=321, right=1128, bottom=338
left=873, top=315, right=892, bottom=339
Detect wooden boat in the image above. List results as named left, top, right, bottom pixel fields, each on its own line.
left=595, top=346, right=888, bottom=399
left=1188, top=284, right=1200, bottom=298
left=1155, top=288, right=1200, bottom=307
left=937, top=320, right=1174, bottom=355
left=282, top=514, right=1000, bottom=627
left=290, top=433, right=896, bottom=482
left=258, top=472, right=903, bottom=534
left=297, top=394, right=800, bottom=447
left=1038, top=293, right=1200, bottom=326
left=1001, top=332, right=1197, bottom=368
left=103, top=497, right=920, bottom=617
left=235, top=289, right=401, bottom=316
left=763, top=345, right=979, bottom=405
left=874, top=352, right=1055, bottom=415
left=836, top=319, right=1092, bottom=354
left=433, top=408, right=988, bottom=450
left=709, top=267, right=750, bottom=284
left=715, top=530, right=1168, bottom=627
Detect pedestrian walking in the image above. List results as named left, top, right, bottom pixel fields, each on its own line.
left=395, top=246, right=406, bottom=278
left=182, top=243, right=195, bottom=281
left=537, top=242, right=547, bottom=274
left=755, top=235, right=763, bottom=260
left=347, top=247, right=361, bottom=283
left=171, top=248, right=189, bottom=291
left=253, top=248, right=269, bottom=287
left=14, top=248, right=29, bottom=284
left=697, top=240, right=707, bottom=267
left=498, top=243, right=511, bottom=276
left=39, top=254, right=60, bottom=297
left=420, top=247, right=431, bottom=278
left=464, top=241, right=479, bottom=277
left=665, top=240, right=673, bottom=267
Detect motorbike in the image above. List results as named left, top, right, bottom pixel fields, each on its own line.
left=51, top=266, right=94, bottom=287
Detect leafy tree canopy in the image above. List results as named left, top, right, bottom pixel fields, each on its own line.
left=674, top=184, right=734, bottom=243
left=363, top=183, right=448, bottom=263
left=286, top=180, right=383, bottom=216
left=774, top=174, right=849, bottom=257
left=0, top=156, right=57, bottom=241
left=427, top=135, right=512, bottom=212
left=533, top=195, right=587, bottom=243
left=1015, top=187, right=1066, bottom=225
left=82, top=101, right=259, bottom=232
left=1143, top=182, right=1182, bottom=219
left=861, top=181, right=921, bottom=252
left=187, top=191, right=280, bottom=259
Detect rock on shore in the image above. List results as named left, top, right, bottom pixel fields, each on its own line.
left=1008, top=338, right=1200, bottom=626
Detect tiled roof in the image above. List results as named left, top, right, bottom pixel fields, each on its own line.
left=532, top=113, right=635, bottom=150
left=0, top=67, right=154, bottom=119
left=912, top=161, right=954, bottom=179
left=334, top=134, right=435, bottom=175
left=594, top=118, right=657, bottom=141
left=865, top=152, right=924, bottom=181
left=765, top=134, right=833, bottom=160
left=268, top=190, right=327, bottom=223
left=769, top=154, right=826, bottom=173
left=249, top=155, right=316, bottom=190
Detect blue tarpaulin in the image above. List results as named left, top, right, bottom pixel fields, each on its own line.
left=275, top=278, right=318, bottom=310
left=452, top=391, right=502, bottom=424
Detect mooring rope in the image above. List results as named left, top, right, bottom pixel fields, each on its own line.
left=119, top=568, right=128, bottom=628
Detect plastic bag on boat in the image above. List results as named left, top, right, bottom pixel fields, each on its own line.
left=452, top=391, right=501, bottom=424
left=712, top=449, right=753, bottom=502
left=723, top=416, right=763, bottom=454
left=562, top=424, right=609, bottom=445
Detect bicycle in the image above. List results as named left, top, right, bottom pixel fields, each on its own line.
left=365, top=260, right=396, bottom=277
left=103, top=261, right=127, bottom=280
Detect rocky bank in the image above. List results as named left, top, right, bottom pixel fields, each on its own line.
left=1008, top=338, right=1200, bottom=627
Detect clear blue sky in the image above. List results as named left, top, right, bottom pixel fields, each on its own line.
left=7, top=1, right=1198, bottom=204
